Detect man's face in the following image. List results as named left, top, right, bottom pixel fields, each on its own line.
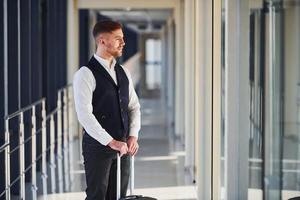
left=98, top=29, right=125, bottom=58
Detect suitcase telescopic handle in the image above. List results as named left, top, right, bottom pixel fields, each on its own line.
left=117, top=153, right=135, bottom=200
left=117, top=153, right=121, bottom=200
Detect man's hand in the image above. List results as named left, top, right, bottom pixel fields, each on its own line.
left=107, top=139, right=128, bottom=157
left=127, top=136, right=139, bottom=156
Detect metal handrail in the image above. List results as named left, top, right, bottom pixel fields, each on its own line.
left=1, top=85, right=74, bottom=200
left=58, top=83, right=72, bottom=92
left=4, top=98, right=45, bottom=120
left=45, top=107, right=59, bottom=121
left=0, top=143, right=9, bottom=153
left=2, top=101, right=44, bottom=200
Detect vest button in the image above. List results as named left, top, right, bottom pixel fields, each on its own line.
left=120, top=99, right=122, bottom=103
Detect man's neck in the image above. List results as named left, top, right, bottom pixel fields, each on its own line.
left=95, top=51, right=114, bottom=68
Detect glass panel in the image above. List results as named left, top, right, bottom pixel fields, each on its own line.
left=252, top=0, right=300, bottom=199
left=221, top=0, right=300, bottom=199
left=248, top=9, right=264, bottom=200
left=281, top=1, right=300, bottom=199
left=263, top=1, right=283, bottom=197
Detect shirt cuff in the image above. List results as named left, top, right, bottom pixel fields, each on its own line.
left=129, top=128, right=139, bottom=138
left=99, top=133, right=114, bottom=146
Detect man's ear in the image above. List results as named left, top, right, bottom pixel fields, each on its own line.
left=95, top=35, right=104, bottom=46
left=98, top=34, right=107, bottom=46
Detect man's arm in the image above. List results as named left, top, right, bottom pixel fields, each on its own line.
left=73, top=67, right=114, bottom=145
left=123, top=67, right=141, bottom=155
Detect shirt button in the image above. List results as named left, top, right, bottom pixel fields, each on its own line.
left=120, top=99, right=122, bottom=103
left=118, top=90, right=121, bottom=94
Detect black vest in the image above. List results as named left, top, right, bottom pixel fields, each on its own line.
left=85, top=56, right=129, bottom=141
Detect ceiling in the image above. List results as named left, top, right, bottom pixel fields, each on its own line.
left=98, top=9, right=173, bottom=33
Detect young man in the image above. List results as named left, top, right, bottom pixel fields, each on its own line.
left=73, top=20, right=141, bottom=200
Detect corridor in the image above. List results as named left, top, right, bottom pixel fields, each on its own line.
left=1, top=0, right=300, bottom=199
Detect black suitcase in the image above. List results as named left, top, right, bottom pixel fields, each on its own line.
left=117, top=154, right=157, bottom=200
left=120, top=195, right=157, bottom=200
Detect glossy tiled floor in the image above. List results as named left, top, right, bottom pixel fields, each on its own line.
left=43, top=97, right=197, bottom=200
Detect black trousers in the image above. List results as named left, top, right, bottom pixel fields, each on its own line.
left=82, top=133, right=130, bottom=200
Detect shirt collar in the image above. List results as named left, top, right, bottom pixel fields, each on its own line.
left=93, top=54, right=116, bottom=71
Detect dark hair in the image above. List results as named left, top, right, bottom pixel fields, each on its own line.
left=92, top=20, right=122, bottom=38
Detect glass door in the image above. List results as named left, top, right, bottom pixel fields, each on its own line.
left=280, top=0, right=300, bottom=199
left=248, top=8, right=264, bottom=200
left=219, top=0, right=300, bottom=199
left=254, top=0, right=300, bottom=199
left=263, top=1, right=284, bottom=199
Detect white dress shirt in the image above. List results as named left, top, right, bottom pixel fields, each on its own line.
left=73, top=54, right=141, bottom=145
